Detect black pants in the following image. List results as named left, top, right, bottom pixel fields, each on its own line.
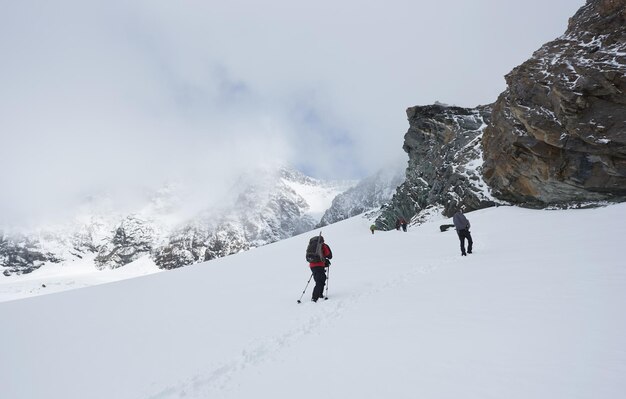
left=457, top=229, right=473, bottom=255
left=311, top=267, right=327, bottom=300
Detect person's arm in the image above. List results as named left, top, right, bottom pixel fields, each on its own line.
left=324, top=244, right=332, bottom=259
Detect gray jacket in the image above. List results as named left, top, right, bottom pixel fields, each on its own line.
left=452, top=211, right=470, bottom=231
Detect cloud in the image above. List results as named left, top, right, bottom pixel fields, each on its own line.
left=0, top=0, right=584, bottom=225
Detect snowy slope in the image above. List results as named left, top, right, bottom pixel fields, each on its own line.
left=0, top=203, right=625, bottom=399
left=0, top=254, right=160, bottom=302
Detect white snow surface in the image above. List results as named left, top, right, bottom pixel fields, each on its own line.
left=0, top=254, right=161, bottom=302
left=1, top=203, right=625, bottom=399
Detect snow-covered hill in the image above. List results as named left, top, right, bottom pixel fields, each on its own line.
left=1, top=203, right=624, bottom=399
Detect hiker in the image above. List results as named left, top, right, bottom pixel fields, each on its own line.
left=400, top=218, right=407, bottom=232
left=370, top=224, right=376, bottom=234
left=308, top=236, right=333, bottom=302
left=395, top=219, right=401, bottom=230
left=452, top=207, right=473, bottom=256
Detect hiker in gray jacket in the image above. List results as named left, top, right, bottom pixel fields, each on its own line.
left=452, top=208, right=473, bottom=256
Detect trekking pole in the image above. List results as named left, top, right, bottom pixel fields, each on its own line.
left=324, top=265, right=330, bottom=300
left=297, top=273, right=314, bottom=303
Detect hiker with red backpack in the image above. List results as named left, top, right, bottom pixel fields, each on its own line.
left=305, top=234, right=333, bottom=302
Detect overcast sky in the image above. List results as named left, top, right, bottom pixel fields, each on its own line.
left=0, top=0, right=584, bottom=225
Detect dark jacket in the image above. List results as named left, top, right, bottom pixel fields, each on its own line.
left=452, top=211, right=470, bottom=231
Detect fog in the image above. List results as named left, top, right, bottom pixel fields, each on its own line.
left=0, top=0, right=584, bottom=226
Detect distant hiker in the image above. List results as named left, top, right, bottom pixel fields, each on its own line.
left=370, top=224, right=376, bottom=234
left=395, top=219, right=401, bottom=231
left=400, top=218, right=407, bottom=232
left=306, top=235, right=333, bottom=302
left=452, top=208, right=473, bottom=256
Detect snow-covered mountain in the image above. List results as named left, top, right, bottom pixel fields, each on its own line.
left=317, top=160, right=406, bottom=227
left=0, top=166, right=355, bottom=277
left=153, top=167, right=355, bottom=269
left=1, top=202, right=624, bottom=399
left=0, top=199, right=137, bottom=276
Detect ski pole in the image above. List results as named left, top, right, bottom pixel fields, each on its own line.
left=324, top=265, right=330, bottom=299
left=297, top=273, right=314, bottom=303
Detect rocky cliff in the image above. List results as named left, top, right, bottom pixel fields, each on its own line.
left=0, top=234, right=61, bottom=276
left=94, top=216, right=157, bottom=270
left=378, top=0, right=625, bottom=228
left=376, top=104, right=501, bottom=229
left=482, top=0, right=626, bottom=205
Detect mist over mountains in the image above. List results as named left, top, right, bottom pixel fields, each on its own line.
left=2, top=0, right=625, bottom=286
left=1, top=3, right=625, bottom=399
left=1, top=164, right=407, bottom=276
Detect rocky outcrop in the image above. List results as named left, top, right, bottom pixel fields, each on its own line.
left=482, top=0, right=626, bottom=205
left=377, top=0, right=626, bottom=228
left=0, top=234, right=62, bottom=276
left=94, top=216, right=156, bottom=270
left=151, top=220, right=250, bottom=270
left=376, top=104, right=500, bottom=229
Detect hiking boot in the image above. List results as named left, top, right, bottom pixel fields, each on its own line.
left=462, top=252, right=467, bottom=256
left=468, top=250, right=472, bottom=254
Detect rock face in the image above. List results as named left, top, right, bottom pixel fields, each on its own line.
left=0, top=234, right=61, bottom=276
left=94, top=216, right=156, bottom=270
left=482, top=0, right=626, bottom=205
left=376, top=104, right=500, bottom=229
left=152, top=220, right=250, bottom=270
left=0, top=219, right=106, bottom=276
left=317, top=164, right=405, bottom=227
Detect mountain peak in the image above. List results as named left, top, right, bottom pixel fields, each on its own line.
left=1, top=167, right=356, bottom=276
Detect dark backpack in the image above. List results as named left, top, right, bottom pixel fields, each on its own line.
left=305, top=236, right=323, bottom=263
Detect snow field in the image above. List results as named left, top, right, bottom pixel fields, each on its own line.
left=0, top=253, right=162, bottom=302
left=0, top=203, right=625, bottom=399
